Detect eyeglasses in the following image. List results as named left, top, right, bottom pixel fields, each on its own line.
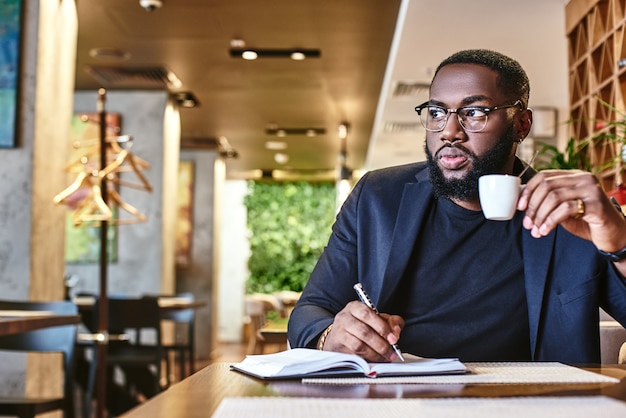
left=414, top=100, right=523, bottom=133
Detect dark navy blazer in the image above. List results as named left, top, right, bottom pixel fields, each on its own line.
left=288, top=160, right=626, bottom=363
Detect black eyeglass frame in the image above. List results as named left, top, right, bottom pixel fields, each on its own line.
left=414, top=100, right=524, bottom=133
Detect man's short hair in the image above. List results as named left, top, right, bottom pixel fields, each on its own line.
left=434, top=49, right=530, bottom=108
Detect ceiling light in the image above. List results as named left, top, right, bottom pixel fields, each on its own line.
left=230, top=48, right=321, bottom=60
left=139, top=0, right=163, bottom=12
left=230, top=39, right=246, bottom=48
left=172, top=92, right=200, bottom=108
left=166, top=70, right=183, bottom=88
left=274, top=153, right=289, bottom=164
left=89, top=48, right=131, bottom=61
left=220, top=149, right=238, bottom=158
left=241, top=50, right=258, bottom=60
left=338, top=122, right=349, bottom=139
left=217, top=136, right=238, bottom=158
left=265, top=141, right=288, bottom=150
left=266, top=127, right=326, bottom=136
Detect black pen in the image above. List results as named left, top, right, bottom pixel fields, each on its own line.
left=353, top=283, right=405, bottom=362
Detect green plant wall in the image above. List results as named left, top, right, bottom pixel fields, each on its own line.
left=244, top=181, right=336, bottom=294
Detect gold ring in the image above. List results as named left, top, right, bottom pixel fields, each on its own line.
left=575, top=198, right=585, bottom=219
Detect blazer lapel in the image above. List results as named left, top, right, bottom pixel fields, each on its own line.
left=522, top=229, right=555, bottom=359
left=377, top=178, right=434, bottom=308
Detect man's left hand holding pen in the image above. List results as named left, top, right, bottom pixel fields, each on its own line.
left=317, top=300, right=405, bottom=363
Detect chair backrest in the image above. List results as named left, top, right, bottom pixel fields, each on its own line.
left=0, top=300, right=78, bottom=415
left=86, top=297, right=163, bottom=413
left=249, top=293, right=282, bottom=314
left=245, top=297, right=267, bottom=335
left=107, top=297, right=162, bottom=346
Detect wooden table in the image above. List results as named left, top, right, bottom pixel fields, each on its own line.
left=119, top=363, right=626, bottom=417
left=0, top=310, right=80, bottom=336
left=72, top=295, right=207, bottom=313
left=156, top=297, right=207, bottom=312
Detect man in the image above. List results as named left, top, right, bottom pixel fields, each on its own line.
left=287, top=49, right=626, bottom=363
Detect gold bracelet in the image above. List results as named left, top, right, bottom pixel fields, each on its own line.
left=317, top=324, right=333, bottom=350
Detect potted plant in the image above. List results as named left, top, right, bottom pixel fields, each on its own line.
left=535, top=98, right=626, bottom=205
left=534, top=137, right=591, bottom=171
left=586, top=98, right=626, bottom=205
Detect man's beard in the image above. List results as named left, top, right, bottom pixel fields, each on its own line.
left=425, top=125, right=517, bottom=201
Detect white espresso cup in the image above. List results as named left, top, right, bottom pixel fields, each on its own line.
left=478, top=174, right=521, bottom=221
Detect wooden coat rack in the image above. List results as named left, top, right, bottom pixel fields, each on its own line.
left=53, top=88, right=152, bottom=418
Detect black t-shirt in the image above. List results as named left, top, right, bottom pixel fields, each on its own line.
left=388, top=197, right=531, bottom=362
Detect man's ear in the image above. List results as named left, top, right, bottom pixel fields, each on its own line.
left=515, top=108, right=533, bottom=141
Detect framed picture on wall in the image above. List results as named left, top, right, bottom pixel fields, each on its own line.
left=0, top=0, right=23, bottom=147
left=175, top=161, right=195, bottom=267
left=530, top=107, right=558, bottom=139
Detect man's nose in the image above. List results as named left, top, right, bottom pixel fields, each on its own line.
left=440, top=111, right=466, bottom=142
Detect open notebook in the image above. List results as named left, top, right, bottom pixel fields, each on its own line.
left=230, top=348, right=466, bottom=380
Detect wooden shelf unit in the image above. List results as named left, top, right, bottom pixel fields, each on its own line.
left=567, top=0, right=626, bottom=190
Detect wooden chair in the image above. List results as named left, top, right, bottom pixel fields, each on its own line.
left=0, top=300, right=78, bottom=418
left=144, top=293, right=196, bottom=386
left=244, top=297, right=266, bottom=355
left=106, top=297, right=163, bottom=399
left=80, top=296, right=164, bottom=417
left=244, top=294, right=287, bottom=354
left=599, top=309, right=626, bottom=363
